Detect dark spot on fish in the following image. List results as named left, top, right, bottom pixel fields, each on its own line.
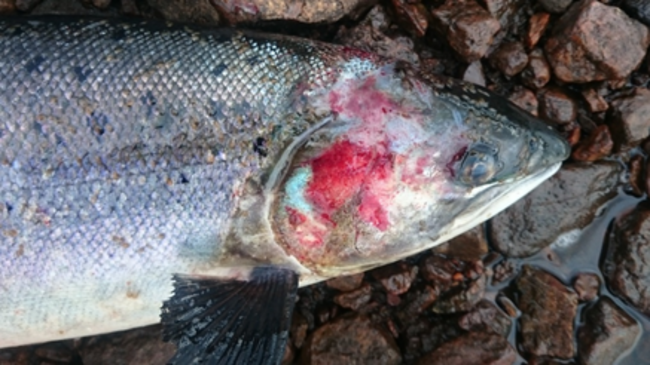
left=14, top=244, right=24, bottom=258
left=247, top=55, right=260, bottom=66
left=112, top=27, right=127, bottom=41
left=211, top=63, right=227, bottom=77
left=140, top=91, right=157, bottom=117
left=73, top=66, right=92, bottom=83
left=180, top=173, right=189, bottom=184
left=33, top=121, right=43, bottom=135
left=55, top=134, right=66, bottom=147
left=253, top=137, right=268, bottom=157
left=5, top=203, right=13, bottom=213
left=86, top=112, right=110, bottom=140
left=25, top=55, right=45, bottom=73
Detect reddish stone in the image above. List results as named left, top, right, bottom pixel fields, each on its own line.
left=526, top=12, right=551, bottom=49
left=462, top=61, right=486, bottom=87
left=509, top=87, right=539, bottom=116
left=572, top=272, right=600, bottom=302
left=609, top=88, right=650, bottom=150
left=291, top=312, right=309, bottom=349
left=564, top=122, right=582, bottom=146
left=582, top=88, right=609, bottom=113
left=628, top=155, right=645, bottom=197
left=433, top=225, right=488, bottom=261
left=489, top=41, right=529, bottom=77
left=326, top=273, right=364, bottom=292
left=458, top=300, right=511, bottom=337
left=571, top=125, right=613, bottom=161
left=417, top=331, right=516, bottom=365
left=539, top=87, right=578, bottom=125
left=522, top=48, right=551, bottom=90
left=371, top=262, right=418, bottom=296
left=391, top=0, right=429, bottom=37
left=333, top=284, right=372, bottom=311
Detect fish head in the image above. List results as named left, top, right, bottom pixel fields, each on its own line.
left=271, top=61, right=570, bottom=278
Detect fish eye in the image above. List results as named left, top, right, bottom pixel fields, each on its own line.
left=459, top=143, right=499, bottom=186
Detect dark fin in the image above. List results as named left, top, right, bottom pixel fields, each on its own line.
left=161, top=267, right=298, bottom=365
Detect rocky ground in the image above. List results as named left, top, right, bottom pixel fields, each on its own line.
left=1, top=0, right=650, bottom=364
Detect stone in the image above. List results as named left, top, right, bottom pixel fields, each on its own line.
left=608, top=87, right=650, bottom=150
left=544, top=0, right=650, bottom=83
left=462, top=61, right=486, bottom=87
left=431, top=275, right=486, bottom=314
left=333, top=284, right=372, bottom=311
left=577, top=297, right=641, bottom=365
left=477, top=0, right=524, bottom=28
left=538, top=87, right=577, bottom=125
left=516, top=266, right=578, bottom=359
left=417, top=331, right=516, bottom=365
left=326, top=273, right=364, bottom=292
left=458, top=299, right=511, bottom=337
left=489, top=41, right=529, bottom=77
left=571, top=125, right=613, bottom=162
left=433, top=225, right=488, bottom=261
left=300, top=315, right=402, bottom=365
left=147, top=0, right=220, bottom=25
left=490, top=162, right=621, bottom=257
left=538, top=0, right=572, bottom=13
left=522, top=48, right=551, bottom=90
left=509, top=87, right=539, bottom=116
left=526, top=12, right=551, bottom=49
left=601, top=201, right=650, bottom=317
left=371, top=262, right=418, bottom=296
left=581, top=87, right=608, bottom=113
left=627, top=154, right=645, bottom=197
left=572, top=272, right=600, bottom=302
left=431, top=0, right=501, bottom=63
left=391, top=0, right=429, bottom=37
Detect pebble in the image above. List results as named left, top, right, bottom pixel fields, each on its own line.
left=462, top=61, right=487, bottom=87
left=609, top=87, right=650, bottom=150
left=478, top=0, right=523, bottom=28
left=326, top=273, right=364, bottom=292
left=333, top=284, right=372, bottom=310
left=458, top=299, right=511, bottom=337
left=572, top=272, right=600, bottom=302
left=431, top=0, right=501, bottom=63
left=371, top=262, right=419, bottom=296
left=489, top=41, right=529, bottom=77
left=290, top=312, right=309, bottom=349
left=571, top=124, right=613, bottom=162
left=509, top=87, right=539, bottom=116
left=522, top=48, right=551, bottom=90
left=516, top=266, right=578, bottom=359
left=391, top=0, right=429, bottom=37
left=577, top=297, right=641, bottom=365
left=526, top=12, right=550, bottom=49
left=431, top=275, right=486, bottom=314
left=627, top=154, right=645, bottom=197
left=581, top=87, right=608, bottom=113
left=432, top=225, right=488, bottom=261
left=538, top=87, right=577, bottom=125
left=545, top=0, right=650, bottom=83
left=417, top=331, right=516, bottom=365
left=212, top=0, right=374, bottom=24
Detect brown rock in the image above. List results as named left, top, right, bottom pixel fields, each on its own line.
left=431, top=275, right=486, bottom=313
left=545, top=0, right=650, bottom=83
left=564, top=122, right=582, bottom=146
left=509, top=87, right=539, bottom=116
left=490, top=162, right=621, bottom=257
left=627, top=154, right=645, bottom=196
left=581, top=88, right=608, bottom=113
left=538, top=0, right=572, bottom=13
left=0, top=0, right=15, bottom=13
left=371, top=262, right=418, bottom=296
left=516, top=266, right=578, bottom=359
left=571, top=125, right=613, bottom=161
left=291, top=312, right=309, bottom=349
left=391, top=0, right=429, bottom=38
left=609, top=88, right=650, bottom=150
left=573, top=272, right=600, bottom=302
left=326, top=273, right=364, bottom=292
left=492, top=259, right=517, bottom=285
left=433, top=225, right=488, bottom=261
left=601, top=201, right=650, bottom=317
left=431, top=0, right=501, bottom=63
left=489, top=41, right=529, bottom=77
left=526, top=12, right=551, bottom=49
left=458, top=299, right=511, bottom=337
left=301, top=315, right=402, bottom=365
left=417, top=331, right=516, bottom=365
left=539, top=87, right=578, bottom=125
left=577, top=297, right=641, bottom=365
left=147, top=0, right=220, bottom=25
left=282, top=343, right=295, bottom=365
left=400, top=285, right=438, bottom=317
left=462, top=61, right=486, bottom=87
left=333, top=283, right=372, bottom=311
left=78, top=325, right=175, bottom=365
left=522, top=48, right=551, bottom=90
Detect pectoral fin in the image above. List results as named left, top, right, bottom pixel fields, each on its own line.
left=161, top=267, right=298, bottom=365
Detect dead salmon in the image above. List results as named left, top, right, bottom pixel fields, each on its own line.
left=0, top=17, right=569, bottom=364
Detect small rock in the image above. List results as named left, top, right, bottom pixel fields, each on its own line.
left=431, top=275, right=486, bottom=314
left=526, top=12, right=551, bottom=49
left=581, top=88, right=609, bottom=113
left=371, top=262, right=418, bottom=296
left=490, top=162, right=621, bottom=257
left=621, top=0, right=650, bottom=27
left=282, top=343, right=295, bottom=365
left=516, top=266, right=578, bottom=359
left=564, top=122, right=582, bottom=146
left=326, top=273, right=364, bottom=292
left=458, top=299, right=512, bottom=337
left=489, top=41, right=529, bottom=77
left=417, top=331, right=516, bottom=365
left=91, top=0, right=111, bottom=9
left=496, top=295, right=519, bottom=317
left=601, top=201, right=650, bottom=316
left=78, top=325, right=175, bottom=365
left=577, top=297, right=641, bottom=365
left=146, top=0, right=220, bottom=25
left=300, top=314, right=402, bottom=365
left=462, top=61, right=486, bottom=87
left=510, top=87, right=539, bottom=116
left=522, top=48, right=551, bottom=90
left=15, top=0, right=40, bottom=11
left=627, top=154, right=645, bottom=196
left=573, top=273, right=600, bottom=302
left=333, top=283, right=372, bottom=311
left=433, top=225, right=488, bottom=261
left=291, top=312, right=309, bottom=349
left=492, top=259, right=518, bottom=285
left=400, top=285, right=439, bottom=317
left=538, top=0, right=573, bottom=13
left=477, top=0, right=524, bottom=28
left=0, top=0, right=15, bottom=13
left=431, top=0, right=501, bottom=63
left=391, top=0, right=429, bottom=37
left=571, top=125, right=613, bottom=161
left=538, top=87, right=577, bottom=125
left=609, top=87, right=650, bottom=150
left=545, top=0, right=650, bottom=83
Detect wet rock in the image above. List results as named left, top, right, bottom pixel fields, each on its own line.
left=400, top=285, right=439, bottom=318
left=571, top=125, right=613, bottom=162
left=0, top=0, right=14, bottom=13
left=391, top=0, right=429, bottom=38
left=15, top=0, right=40, bottom=11
left=462, top=61, right=486, bottom=87
left=509, top=87, right=539, bottom=116
left=522, top=48, right=551, bottom=90
left=545, top=0, right=650, bottom=83
left=621, top=0, right=650, bottom=27
left=492, top=259, right=517, bottom=285
left=431, top=275, right=486, bottom=313
left=627, top=154, right=645, bottom=196
left=577, top=297, right=641, bottom=365
left=326, top=273, right=364, bottom=292
left=572, top=272, right=600, bottom=302
left=538, top=87, right=577, bottom=125
left=333, top=283, right=372, bottom=311
left=371, top=262, right=418, bottom=296
left=300, top=314, right=402, bottom=365
left=212, top=0, right=375, bottom=24
left=147, top=0, right=220, bottom=25
left=609, top=88, right=650, bottom=150
left=337, top=5, right=420, bottom=65
left=581, top=87, right=608, bottom=113
left=516, top=265, right=578, bottom=359
left=538, top=0, right=572, bottom=13
left=526, top=12, right=551, bottom=49
left=417, top=331, right=516, bottom=365
left=431, top=0, right=501, bottom=63
left=490, top=162, right=621, bottom=257
left=458, top=299, right=511, bottom=337
left=601, top=201, right=650, bottom=317
left=433, top=225, right=488, bottom=261
left=489, top=41, right=529, bottom=77
left=564, top=122, right=582, bottom=147
left=78, top=325, right=175, bottom=365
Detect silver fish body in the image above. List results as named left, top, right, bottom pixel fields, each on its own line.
left=0, top=17, right=569, bottom=349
